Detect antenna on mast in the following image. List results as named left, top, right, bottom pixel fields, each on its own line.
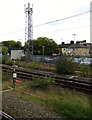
left=24, top=3, right=33, bottom=60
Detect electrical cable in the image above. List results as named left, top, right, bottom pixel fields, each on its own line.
left=0, top=29, right=25, bottom=37
left=0, top=10, right=90, bottom=37
left=34, top=10, right=91, bottom=27
left=0, top=24, right=90, bottom=37
left=34, top=25, right=90, bottom=34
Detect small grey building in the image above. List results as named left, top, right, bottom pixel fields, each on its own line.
left=11, top=50, right=25, bottom=60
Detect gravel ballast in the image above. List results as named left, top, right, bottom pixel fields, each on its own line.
left=2, top=92, right=62, bottom=119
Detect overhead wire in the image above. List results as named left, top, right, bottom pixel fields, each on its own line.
left=0, top=24, right=90, bottom=37
left=0, top=10, right=90, bottom=37
left=34, top=10, right=91, bottom=27
left=34, top=25, right=90, bottom=34
left=0, top=29, right=25, bottom=37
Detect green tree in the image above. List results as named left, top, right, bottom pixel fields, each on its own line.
left=2, top=40, right=21, bottom=48
left=25, top=37, right=59, bottom=55
left=0, top=44, right=2, bottom=54
left=2, top=40, right=22, bottom=54
left=2, top=46, right=8, bottom=55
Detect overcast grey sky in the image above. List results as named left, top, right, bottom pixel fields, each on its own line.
left=0, top=0, right=91, bottom=45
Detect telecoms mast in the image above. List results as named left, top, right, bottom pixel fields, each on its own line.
left=25, top=3, right=33, bottom=57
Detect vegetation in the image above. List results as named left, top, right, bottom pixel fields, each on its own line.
left=2, top=72, right=12, bottom=81
left=1, top=39, right=91, bottom=78
left=2, top=72, right=92, bottom=119
left=24, top=37, right=60, bottom=55
left=15, top=60, right=55, bottom=71
left=54, top=55, right=92, bottom=77
left=55, top=56, right=75, bottom=75
left=79, top=65, right=90, bottom=77
left=27, top=76, right=55, bottom=90
left=2, top=56, right=13, bottom=66
left=2, top=46, right=8, bottom=55
left=1, top=37, right=60, bottom=56
left=2, top=56, right=9, bottom=64
left=1, top=40, right=22, bottom=54
left=5, top=59, right=14, bottom=66
left=1, top=39, right=92, bottom=119
left=2, top=55, right=91, bottom=78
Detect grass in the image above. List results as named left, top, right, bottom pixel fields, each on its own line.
left=2, top=57, right=92, bottom=78
left=15, top=60, right=55, bottom=72
left=2, top=72, right=92, bottom=119
left=15, top=60, right=92, bottom=78
left=2, top=72, right=12, bottom=81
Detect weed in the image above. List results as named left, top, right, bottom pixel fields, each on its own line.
left=2, top=72, right=12, bottom=81
left=3, top=79, right=92, bottom=119
left=29, top=76, right=55, bottom=90
left=55, top=56, right=75, bottom=75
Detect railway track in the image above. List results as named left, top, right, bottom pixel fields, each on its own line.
left=0, top=110, right=15, bottom=120
left=2, top=65, right=92, bottom=94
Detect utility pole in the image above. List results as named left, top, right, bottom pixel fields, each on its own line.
left=72, top=34, right=76, bottom=41
left=42, top=46, right=45, bottom=57
left=72, top=34, right=76, bottom=56
left=24, top=3, right=33, bottom=60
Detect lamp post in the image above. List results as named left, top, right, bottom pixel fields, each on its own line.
left=42, top=46, right=45, bottom=57
left=72, top=34, right=76, bottom=41
left=61, top=38, right=63, bottom=42
left=50, top=39, right=54, bottom=56
left=72, top=34, right=76, bottom=56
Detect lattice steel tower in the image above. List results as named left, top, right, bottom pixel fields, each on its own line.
left=24, top=3, right=33, bottom=58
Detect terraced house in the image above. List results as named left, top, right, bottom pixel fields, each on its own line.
left=59, top=40, right=92, bottom=56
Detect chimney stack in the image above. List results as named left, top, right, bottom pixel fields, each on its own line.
left=83, top=40, right=86, bottom=43
left=70, top=40, right=74, bottom=44
left=62, top=42, right=65, bottom=45
left=76, top=41, right=80, bottom=44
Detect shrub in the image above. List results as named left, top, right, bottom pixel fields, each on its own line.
left=80, top=65, right=90, bottom=77
left=2, top=72, right=12, bottom=81
left=55, top=56, right=75, bottom=75
left=30, top=76, right=55, bottom=90
left=21, top=56, right=26, bottom=61
left=2, top=56, right=8, bottom=64
left=0, top=57, right=2, bottom=64
left=5, top=59, right=13, bottom=66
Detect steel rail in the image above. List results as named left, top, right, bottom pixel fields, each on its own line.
left=0, top=110, right=15, bottom=120
left=2, top=65, right=92, bottom=94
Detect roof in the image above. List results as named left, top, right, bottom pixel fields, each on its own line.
left=59, top=44, right=70, bottom=48
left=59, top=43, right=92, bottom=49
left=69, top=43, right=90, bottom=48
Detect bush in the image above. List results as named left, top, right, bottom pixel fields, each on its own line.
left=30, top=76, right=55, bottom=90
left=2, top=56, right=8, bottom=64
left=80, top=65, right=90, bottom=77
left=5, top=59, right=13, bottom=66
left=2, top=72, right=12, bottom=81
left=0, top=57, right=2, bottom=64
left=21, top=56, right=26, bottom=61
left=55, top=56, right=75, bottom=75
